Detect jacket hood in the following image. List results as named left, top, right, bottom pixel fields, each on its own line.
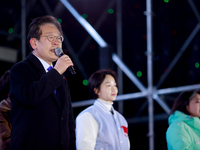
left=169, top=110, right=200, bottom=132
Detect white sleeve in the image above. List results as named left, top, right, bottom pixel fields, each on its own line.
left=128, top=136, right=130, bottom=149
left=76, top=112, right=99, bottom=150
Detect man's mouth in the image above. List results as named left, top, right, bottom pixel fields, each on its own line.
left=50, top=49, right=57, bottom=54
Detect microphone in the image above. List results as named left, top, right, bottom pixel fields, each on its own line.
left=55, top=47, right=76, bottom=76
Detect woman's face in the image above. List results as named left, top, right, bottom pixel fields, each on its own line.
left=95, top=74, right=118, bottom=102
left=186, top=93, right=200, bottom=118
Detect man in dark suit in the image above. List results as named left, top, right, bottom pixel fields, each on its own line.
left=9, top=15, right=76, bottom=150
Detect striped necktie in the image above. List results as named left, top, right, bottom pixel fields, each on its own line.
left=47, top=66, right=53, bottom=72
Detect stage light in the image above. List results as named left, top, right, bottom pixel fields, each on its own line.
left=83, top=79, right=88, bottom=86
left=108, top=9, right=114, bottom=14
left=8, top=28, right=13, bottom=34
left=57, top=18, right=62, bottom=24
left=137, top=71, right=142, bottom=77
left=195, top=62, right=199, bottom=68
left=164, top=0, right=169, bottom=3
left=82, top=14, right=88, bottom=19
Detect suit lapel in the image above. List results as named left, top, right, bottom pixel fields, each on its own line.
left=27, top=53, right=46, bottom=76
left=27, top=53, right=61, bottom=107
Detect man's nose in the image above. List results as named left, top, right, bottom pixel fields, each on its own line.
left=52, top=38, right=59, bottom=44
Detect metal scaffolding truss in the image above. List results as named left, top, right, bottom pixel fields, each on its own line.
left=17, top=0, right=200, bottom=150
left=60, top=0, right=200, bottom=149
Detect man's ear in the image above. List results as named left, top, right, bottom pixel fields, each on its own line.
left=30, top=38, right=37, bottom=50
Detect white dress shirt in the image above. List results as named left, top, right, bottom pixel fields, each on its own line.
left=32, top=52, right=53, bottom=73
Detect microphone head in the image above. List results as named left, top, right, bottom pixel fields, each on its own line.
left=55, top=47, right=63, bottom=57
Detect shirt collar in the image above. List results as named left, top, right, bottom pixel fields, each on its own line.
left=97, top=98, right=113, bottom=111
left=32, top=52, right=53, bottom=73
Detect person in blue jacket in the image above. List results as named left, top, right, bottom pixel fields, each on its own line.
left=166, top=89, right=200, bottom=150
left=76, top=69, right=130, bottom=150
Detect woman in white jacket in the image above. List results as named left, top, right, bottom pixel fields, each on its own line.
left=76, top=69, right=130, bottom=150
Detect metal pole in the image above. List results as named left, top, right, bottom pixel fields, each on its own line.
left=77, top=0, right=116, bottom=57
left=145, top=0, right=154, bottom=149
left=60, top=0, right=107, bottom=48
left=187, top=0, right=200, bottom=22
left=21, top=0, right=26, bottom=60
left=116, top=0, right=123, bottom=113
left=112, top=53, right=146, bottom=92
left=156, top=23, right=200, bottom=88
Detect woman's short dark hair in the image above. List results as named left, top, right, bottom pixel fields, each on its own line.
left=27, top=15, right=63, bottom=51
left=88, top=69, right=118, bottom=99
left=0, top=70, right=10, bottom=100
left=169, top=89, right=200, bottom=116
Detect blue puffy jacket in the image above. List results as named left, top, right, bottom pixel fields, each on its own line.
left=166, top=110, right=200, bottom=150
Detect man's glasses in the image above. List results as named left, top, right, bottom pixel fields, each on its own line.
left=41, top=34, right=64, bottom=43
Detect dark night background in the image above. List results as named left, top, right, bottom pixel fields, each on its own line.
left=0, top=0, right=200, bottom=149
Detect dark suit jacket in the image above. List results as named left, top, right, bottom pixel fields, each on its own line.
left=9, top=53, right=76, bottom=150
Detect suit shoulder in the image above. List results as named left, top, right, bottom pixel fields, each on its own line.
left=11, top=57, right=30, bottom=69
